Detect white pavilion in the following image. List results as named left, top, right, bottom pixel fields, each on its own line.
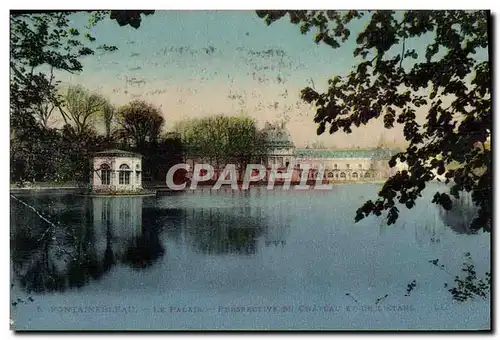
left=91, top=149, right=143, bottom=193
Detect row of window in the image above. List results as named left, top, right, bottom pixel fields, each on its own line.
left=100, top=164, right=139, bottom=170
left=303, top=171, right=372, bottom=180
left=99, top=163, right=140, bottom=185
left=267, top=160, right=368, bottom=170
left=326, top=171, right=371, bottom=179
left=333, top=164, right=364, bottom=169
left=101, top=170, right=137, bottom=185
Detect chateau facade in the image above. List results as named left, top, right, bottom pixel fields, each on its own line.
left=262, top=123, right=403, bottom=182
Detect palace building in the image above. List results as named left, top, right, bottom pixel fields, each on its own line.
left=262, top=123, right=403, bottom=182
left=179, top=123, right=405, bottom=183
left=293, top=148, right=400, bottom=181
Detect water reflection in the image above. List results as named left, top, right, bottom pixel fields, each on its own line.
left=182, top=207, right=266, bottom=255
left=91, top=197, right=166, bottom=269
left=11, top=196, right=162, bottom=293
left=11, top=192, right=284, bottom=294
left=439, top=193, right=479, bottom=235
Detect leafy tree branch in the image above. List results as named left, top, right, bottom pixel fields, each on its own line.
left=256, top=10, right=491, bottom=231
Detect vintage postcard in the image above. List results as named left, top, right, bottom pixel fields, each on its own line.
left=9, top=9, right=491, bottom=331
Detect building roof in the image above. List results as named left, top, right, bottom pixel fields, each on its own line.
left=94, top=149, right=143, bottom=158
left=295, top=148, right=400, bottom=159
left=262, top=123, right=294, bottom=148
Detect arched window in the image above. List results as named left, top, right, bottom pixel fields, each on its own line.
left=328, top=172, right=334, bottom=178
left=365, top=172, right=371, bottom=178
left=100, top=163, right=111, bottom=185
left=352, top=172, right=359, bottom=179
left=119, top=164, right=131, bottom=185
left=340, top=172, right=346, bottom=179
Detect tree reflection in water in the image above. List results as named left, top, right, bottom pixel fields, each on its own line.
left=11, top=192, right=289, bottom=294
left=182, top=206, right=267, bottom=256
left=439, top=192, right=479, bottom=235
left=122, top=226, right=165, bottom=270
left=11, top=195, right=166, bottom=293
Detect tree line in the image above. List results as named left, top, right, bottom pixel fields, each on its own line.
left=9, top=12, right=277, bottom=186
left=11, top=82, right=274, bottom=185
left=10, top=82, right=180, bottom=185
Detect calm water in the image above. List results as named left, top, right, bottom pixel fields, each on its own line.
left=10, top=184, right=491, bottom=330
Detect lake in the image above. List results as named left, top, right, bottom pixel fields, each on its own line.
left=10, top=184, right=491, bottom=330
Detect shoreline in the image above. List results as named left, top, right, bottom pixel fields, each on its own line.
left=10, top=180, right=389, bottom=194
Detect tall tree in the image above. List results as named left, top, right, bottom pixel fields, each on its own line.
left=11, top=11, right=115, bottom=130
left=10, top=10, right=153, bottom=132
left=257, top=10, right=491, bottom=231
left=117, top=100, right=165, bottom=149
left=10, top=11, right=153, bottom=183
left=175, top=115, right=268, bottom=178
left=64, top=85, right=106, bottom=135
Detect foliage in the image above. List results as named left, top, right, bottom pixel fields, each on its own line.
left=108, top=10, right=155, bottom=29
left=11, top=294, right=34, bottom=307
left=404, top=280, right=417, bottom=296
left=11, top=126, right=62, bottom=183
left=11, top=11, right=109, bottom=129
left=429, top=253, right=490, bottom=302
left=139, top=135, right=184, bottom=183
left=59, top=125, right=109, bottom=182
left=64, top=85, right=107, bottom=135
left=174, top=115, right=269, bottom=173
left=10, top=10, right=154, bottom=122
left=448, top=252, right=491, bottom=302
left=116, top=100, right=165, bottom=149
left=10, top=11, right=153, bottom=184
left=10, top=124, right=108, bottom=183
left=439, top=192, right=478, bottom=234
left=256, top=10, right=491, bottom=231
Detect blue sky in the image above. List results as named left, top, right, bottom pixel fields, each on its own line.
left=53, top=10, right=488, bottom=148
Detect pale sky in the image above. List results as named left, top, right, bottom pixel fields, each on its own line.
left=51, top=10, right=488, bottom=148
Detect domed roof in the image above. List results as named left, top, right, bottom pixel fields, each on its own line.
left=261, top=122, right=294, bottom=147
